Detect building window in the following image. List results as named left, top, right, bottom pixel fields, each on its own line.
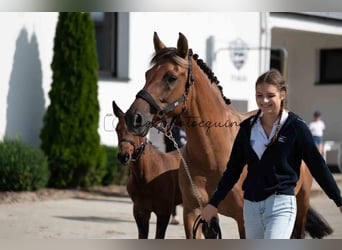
left=319, top=48, right=342, bottom=84
left=270, top=48, right=288, bottom=79
left=91, top=12, right=129, bottom=80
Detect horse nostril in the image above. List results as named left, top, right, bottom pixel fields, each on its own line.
left=133, top=113, right=143, bottom=128
left=117, top=152, right=131, bottom=165
left=125, top=110, right=151, bottom=136
left=125, top=111, right=143, bottom=130
left=117, top=153, right=124, bottom=163
left=124, top=153, right=130, bottom=162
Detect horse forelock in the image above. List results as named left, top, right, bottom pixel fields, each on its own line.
left=150, top=47, right=188, bottom=68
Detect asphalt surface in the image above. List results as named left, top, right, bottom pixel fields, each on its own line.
left=0, top=175, right=341, bottom=239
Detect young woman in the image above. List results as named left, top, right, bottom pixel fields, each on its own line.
left=200, top=69, right=342, bottom=239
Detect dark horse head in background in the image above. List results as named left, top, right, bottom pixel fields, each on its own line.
left=113, top=100, right=147, bottom=165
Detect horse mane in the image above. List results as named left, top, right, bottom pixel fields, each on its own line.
left=151, top=48, right=231, bottom=105
left=192, top=53, right=231, bottom=105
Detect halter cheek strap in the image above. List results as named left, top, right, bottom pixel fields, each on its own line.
left=159, top=95, right=186, bottom=117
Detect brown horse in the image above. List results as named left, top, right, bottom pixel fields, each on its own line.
left=113, top=100, right=182, bottom=239
left=124, top=32, right=332, bottom=239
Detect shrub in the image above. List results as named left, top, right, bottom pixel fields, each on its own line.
left=40, top=12, right=105, bottom=188
left=0, top=137, right=49, bottom=191
left=102, top=145, right=129, bottom=186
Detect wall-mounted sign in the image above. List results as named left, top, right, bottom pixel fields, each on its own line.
left=229, top=38, right=248, bottom=70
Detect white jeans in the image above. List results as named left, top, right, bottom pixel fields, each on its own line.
left=243, top=194, right=297, bottom=239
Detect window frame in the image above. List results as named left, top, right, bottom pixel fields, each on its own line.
left=91, top=12, right=129, bottom=81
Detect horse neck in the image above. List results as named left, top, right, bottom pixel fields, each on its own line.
left=181, top=67, right=243, bottom=165
left=130, top=143, right=166, bottom=183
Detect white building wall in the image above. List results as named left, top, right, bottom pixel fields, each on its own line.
left=0, top=12, right=58, bottom=147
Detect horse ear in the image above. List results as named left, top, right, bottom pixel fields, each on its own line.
left=153, top=32, right=166, bottom=52
left=177, top=32, right=188, bottom=59
left=112, top=100, right=124, bottom=118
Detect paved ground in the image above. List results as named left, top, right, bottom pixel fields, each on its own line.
left=0, top=175, right=341, bottom=239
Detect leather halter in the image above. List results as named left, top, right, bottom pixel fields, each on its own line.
left=119, top=137, right=148, bottom=161
left=135, top=49, right=195, bottom=130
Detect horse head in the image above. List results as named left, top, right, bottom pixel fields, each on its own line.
left=125, top=32, right=193, bottom=136
left=113, top=100, right=147, bottom=165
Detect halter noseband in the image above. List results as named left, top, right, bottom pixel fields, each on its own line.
left=119, top=137, right=148, bottom=161
left=135, top=49, right=195, bottom=130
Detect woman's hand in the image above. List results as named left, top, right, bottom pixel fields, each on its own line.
left=200, top=204, right=218, bottom=222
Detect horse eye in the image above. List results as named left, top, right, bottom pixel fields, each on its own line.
left=165, top=74, right=177, bottom=85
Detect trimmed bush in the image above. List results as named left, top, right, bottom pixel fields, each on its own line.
left=102, top=145, right=129, bottom=186
left=0, top=137, right=49, bottom=191
left=40, top=12, right=105, bottom=188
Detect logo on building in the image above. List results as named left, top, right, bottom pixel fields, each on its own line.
left=229, top=38, right=248, bottom=70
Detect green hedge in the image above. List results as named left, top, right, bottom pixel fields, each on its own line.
left=0, top=137, right=49, bottom=191
left=102, top=145, right=129, bottom=186
left=0, top=138, right=127, bottom=191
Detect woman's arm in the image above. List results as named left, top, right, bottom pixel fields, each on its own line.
left=298, top=119, right=342, bottom=207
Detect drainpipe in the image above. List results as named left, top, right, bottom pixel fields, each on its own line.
left=260, top=12, right=270, bottom=75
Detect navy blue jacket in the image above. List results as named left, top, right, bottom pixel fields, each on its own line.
left=209, top=112, right=342, bottom=207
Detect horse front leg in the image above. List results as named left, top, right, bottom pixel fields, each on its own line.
left=178, top=169, right=208, bottom=239
left=182, top=205, right=202, bottom=239
left=232, top=194, right=246, bottom=239
left=292, top=165, right=312, bottom=239
left=155, top=213, right=172, bottom=239
left=292, top=189, right=310, bottom=238
left=133, top=205, right=151, bottom=239
left=218, top=187, right=246, bottom=239
left=235, top=213, right=246, bottom=239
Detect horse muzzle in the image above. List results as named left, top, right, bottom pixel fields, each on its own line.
left=117, top=152, right=131, bottom=165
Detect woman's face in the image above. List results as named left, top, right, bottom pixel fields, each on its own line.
left=255, top=82, right=285, bottom=116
